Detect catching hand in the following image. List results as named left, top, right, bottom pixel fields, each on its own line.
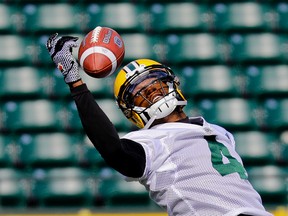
left=46, top=33, right=81, bottom=84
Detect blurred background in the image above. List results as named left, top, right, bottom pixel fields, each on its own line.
left=0, top=0, right=287, bottom=215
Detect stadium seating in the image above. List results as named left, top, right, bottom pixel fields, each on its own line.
left=149, top=3, right=210, bottom=33
left=17, top=133, right=80, bottom=168
left=85, top=3, right=146, bottom=33
left=275, top=2, right=288, bottom=32
left=245, top=65, right=288, bottom=97
left=32, top=167, right=94, bottom=206
left=64, top=98, right=132, bottom=133
left=262, top=98, right=288, bottom=130
left=197, top=98, right=259, bottom=130
left=0, top=3, right=17, bottom=33
left=0, top=168, right=27, bottom=206
left=63, top=100, right=84, bottom=132
left=2, top=100, right=65, bottom=132
left=278, top=130, right=288, bottom=165
left=212, top=2, right=273, bottom=32
left=165, top=33, right=226, bottom=64
left=247, top=166, right=288, bottom=204
left=179, top=65, right=241, bottom=98
left=0, top=67, right=49, bottom=99
left=21, top=4, right=84, bottom=34
left=0, top=135, right=14, bottom=167
left=0, top=35, right=34, bottom=65
left=81, top=70, right=115, bottom=98
left=234, top=131, right=277, bottom=165
left=80, top=135, right=107, bottom=168
left=33, top=35, right=57, bottom=66
left=228, top=33, right=285, bottom=63
left=46, top=68, right=72, bottom=98
left=99, top=177, right=150, bottom=207
left=121, top=33, right=164, bottom=63
left=97, top=99, right=133, bottom=132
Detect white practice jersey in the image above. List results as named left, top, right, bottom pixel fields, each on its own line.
left=122, top=117, right=273, bottom=216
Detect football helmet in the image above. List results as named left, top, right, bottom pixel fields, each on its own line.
left=114, top=59, right=187, bottom=129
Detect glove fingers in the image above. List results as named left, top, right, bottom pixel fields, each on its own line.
left=59, top=36, right=78, bottom=46
left=56, top=36, right=79, bottom=53
left=46, top=33, right=80, bottom=84
left=66, top=39, right=78, bottom=48
left=46, top=33, right=59, bottom=51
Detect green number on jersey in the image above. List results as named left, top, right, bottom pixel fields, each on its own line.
left=204, top=135, right=247, bottom=179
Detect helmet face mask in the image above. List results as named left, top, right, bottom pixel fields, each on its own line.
left=114, top=59, right=187, bottom=129
left=131, top=77, right=169, bottom=107
left=126, top=71, right=173, bottom=106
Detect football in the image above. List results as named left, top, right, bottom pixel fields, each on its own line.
left=78, top=26, right=125, bottom=78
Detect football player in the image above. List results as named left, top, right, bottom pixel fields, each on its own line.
left=46, top=34, right=273, bottom=216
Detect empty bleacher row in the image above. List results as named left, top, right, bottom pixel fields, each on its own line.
left=0, top=132, right=287, bottom=207
left=0, top=2, right=288, bottom=34
left=0, top=96, right=288, bottom=133
left=0, top=166, right=151, bottom=207
left=0, top=0, right=287, bottom=211
left=1, top=32, right=288, bottom=67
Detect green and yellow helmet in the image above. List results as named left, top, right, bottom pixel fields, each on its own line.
left=114, top=59, right=187, bottom=129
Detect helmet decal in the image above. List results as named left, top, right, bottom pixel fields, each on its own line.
left=123, top=61, right=140, bottom=74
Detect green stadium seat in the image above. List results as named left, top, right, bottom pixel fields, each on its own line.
left=97, top=99, right=132, bottom=132
left=262, top=98, right=288, bottom=130
left=0, top=67, right=49, bottom=99
left=182, top=98, right=196, bottom=118
left=33, top=167, right=94, bottom=207
left=122, top=33, right=163, bottom=63
left=278, top=131, right=288, bottom=165
left=0, top=135, right=14, bottom=167
left=33, top=35, right=56, bottom=66
left=0, top=35, right=33, bottom=65
left=229, top=33, right=284, bottom=63
left=166, top=34, right=225, bottom=64
left=99, top=178, right=150, bottom=207
left=247, top=166, right=288, bottom=204
left=245, top=65, right=288, bottom=97
left=81, top=70, right=115, bottom=98
left=180, top=65, right=240, bottom=98
left=65, top=97, right=131, bottom=133
left=64, top=100, right=84, bottom=132
left=275, top=3, right=288, bottom=32
left=150, top=3, right=210, bottom=33
left=0, top=4, right=17, bottom=33
left=18, top=133, right=80, bottom=167
left=85, top=3, right=146, bottom=33
left=81, top=135, right=106, bottom=168
left=0, top=168, right=27, bottom=206
left=22, top=4, right=83, bottom=33
left=198, top=98, right=258, bottom=130
left=47, top=68, right=71, bottom=98
left=2, top=100, right=64, bottom=132
left=234, top=131, right=277, bottom=165
left=213, top=2, right=273, bottom=32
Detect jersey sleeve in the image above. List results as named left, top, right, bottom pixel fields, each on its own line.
left=70, top=83, right=146, bottom=178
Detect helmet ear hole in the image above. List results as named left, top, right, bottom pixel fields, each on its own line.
left=174, top=76, right=180, bottom=86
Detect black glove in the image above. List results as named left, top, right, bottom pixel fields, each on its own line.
left=46, top=33, right=81, bottom=84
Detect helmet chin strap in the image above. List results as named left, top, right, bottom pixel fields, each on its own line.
left=142, top=95, right=187, bottom=129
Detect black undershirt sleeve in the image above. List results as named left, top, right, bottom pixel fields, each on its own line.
left=70, top=84, right=146, bottom=178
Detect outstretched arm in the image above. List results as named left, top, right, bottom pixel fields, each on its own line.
left=70, top=82, right=146, bottom=178
left=46, top=34, right=146, bottom=178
